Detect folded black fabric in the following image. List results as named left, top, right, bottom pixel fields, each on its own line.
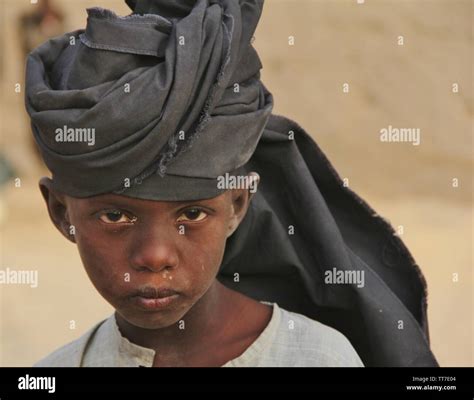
left=26, top=0, right=272, bottom=199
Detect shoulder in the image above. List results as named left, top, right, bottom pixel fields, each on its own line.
left=33, top=319, right=106, bottom=367
left=262, top=304, right=364, bottom=367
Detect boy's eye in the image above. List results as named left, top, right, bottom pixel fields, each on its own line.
left=99, top=210, right=136, bottom=224
left=177, top=208, right=208, bottom=222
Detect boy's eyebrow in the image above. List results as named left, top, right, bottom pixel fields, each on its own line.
left=85, top=196, right=217, bottom=209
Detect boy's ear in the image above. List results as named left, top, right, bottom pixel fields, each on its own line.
left=226, top=172, right=260, bottom=238
left=39, top=177, right=76, bottom=243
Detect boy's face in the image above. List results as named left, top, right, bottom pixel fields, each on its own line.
left=39, top=178, right=254, bottom=330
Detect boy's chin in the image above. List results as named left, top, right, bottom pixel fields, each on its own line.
left=119, top=308, right=187, bottom=330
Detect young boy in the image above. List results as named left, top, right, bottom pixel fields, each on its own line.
left=25, top=0, right=363, bottom=368
left=33, top=173, right=363, bottom=367
left=25, top=0, right=436, bottom=367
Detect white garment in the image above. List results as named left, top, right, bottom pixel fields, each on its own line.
left=34, top=302, right=364, bottom=367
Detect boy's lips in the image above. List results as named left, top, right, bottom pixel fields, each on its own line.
left=129, top=286, right=181, bottom=311
left=133, top=287, right=179, bottom=299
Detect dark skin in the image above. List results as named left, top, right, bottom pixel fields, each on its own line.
left=39, top=175, right=272, bottom=367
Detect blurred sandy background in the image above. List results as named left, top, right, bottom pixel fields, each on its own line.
left=0, top=0, right=472, bottom=366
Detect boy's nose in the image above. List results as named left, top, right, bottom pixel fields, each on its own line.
left=129, top=226, right=179, bottom=273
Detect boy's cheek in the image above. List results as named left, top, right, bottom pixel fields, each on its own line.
left=74, top=236, right=128, bottom=293
left=79, top=253, right=125, bottom=297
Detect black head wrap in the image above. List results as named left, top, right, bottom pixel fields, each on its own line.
left=25, top=0, right=438, bottom=366
left=26, top=0, right=272, bottom=200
